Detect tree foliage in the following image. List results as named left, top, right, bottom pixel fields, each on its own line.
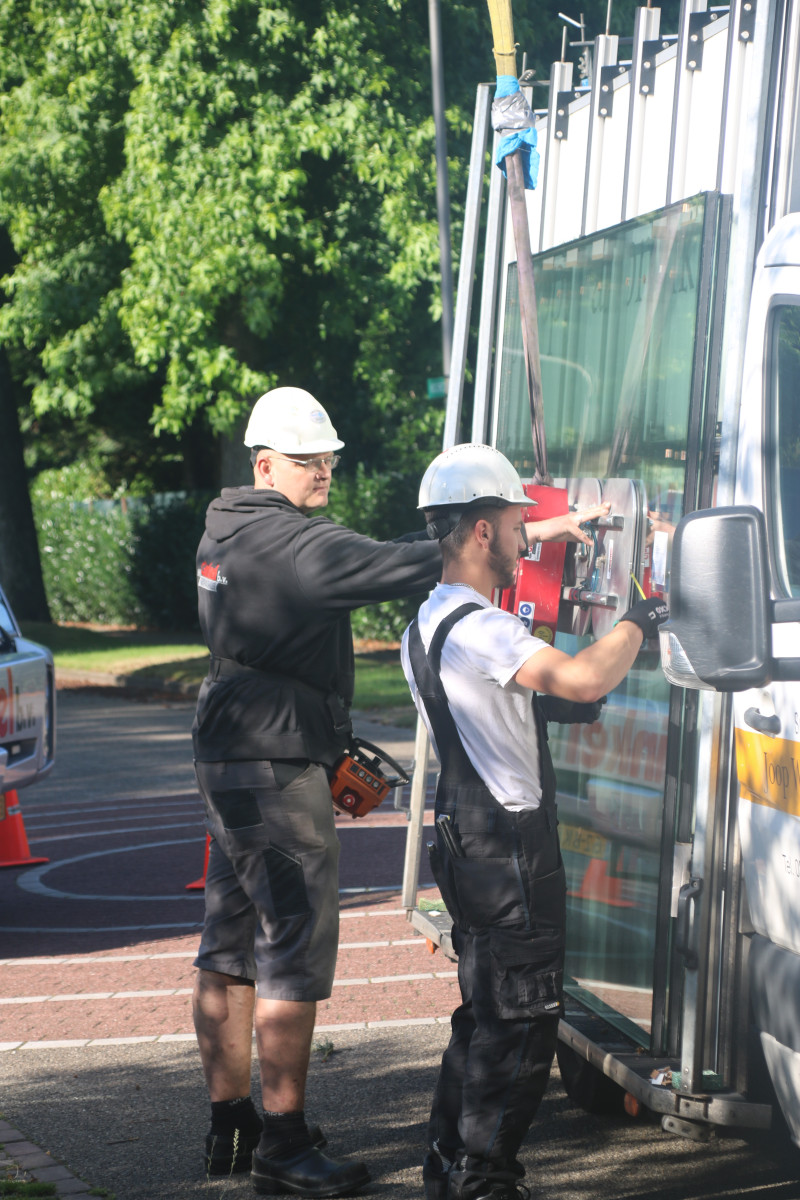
left=0, top=0, right=671, bottom=507
left=0, top=0, right=488, bottom=497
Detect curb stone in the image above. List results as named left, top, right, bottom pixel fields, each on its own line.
left=0, top=1119, right=97, bottom=1196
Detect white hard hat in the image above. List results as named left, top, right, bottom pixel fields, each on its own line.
left=418, top=443, right=528, bottom=510
left=244, top=387, right=345, bottom=453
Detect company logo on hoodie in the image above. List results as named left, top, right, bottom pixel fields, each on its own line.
left=198, top=562, right=228, bottom=593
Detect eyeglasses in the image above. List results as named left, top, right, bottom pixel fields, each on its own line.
left=273, top=453, right=341, bottom=473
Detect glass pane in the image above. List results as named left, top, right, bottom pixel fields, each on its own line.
left=772, top=306, right=800, bottom=597
left=495, top=195, right=713, bottom=1044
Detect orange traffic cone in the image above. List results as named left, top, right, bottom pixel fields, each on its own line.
left=570, top=856, right=633, bottom=908
left=186, top=832, right=211, bottom=890
left=0, top=790, right=49, bottom=868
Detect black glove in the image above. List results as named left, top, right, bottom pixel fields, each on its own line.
left=618, top=596, right=669, bottom=640
left=539, top=695, right=607, bottom=724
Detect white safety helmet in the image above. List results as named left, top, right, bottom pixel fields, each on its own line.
left=418, top=444, right=530, bottom=541
left=244, top=386, right=345, bottom=453
left=419, top=443, right=527, bottom=509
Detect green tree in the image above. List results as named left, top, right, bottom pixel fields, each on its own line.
left=0, top=0, right=676, bottom=591
left=0, top=1, right=486, bottom=492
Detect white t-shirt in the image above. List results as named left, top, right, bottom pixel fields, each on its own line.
left=400, top=583, right=550, bottom=811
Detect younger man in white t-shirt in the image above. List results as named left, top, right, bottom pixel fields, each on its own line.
left=402, top=444, right=668, bottom=1200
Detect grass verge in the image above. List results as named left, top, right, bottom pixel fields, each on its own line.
left=19, top=622, right=414, bottom=721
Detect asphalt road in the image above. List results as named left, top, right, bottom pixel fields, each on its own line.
left=2, top=688, right=800, bottom=1198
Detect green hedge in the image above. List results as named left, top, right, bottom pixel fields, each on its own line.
left=35, top=493, right=211, bottom=629
left=34, top=470, right=431, bottom=638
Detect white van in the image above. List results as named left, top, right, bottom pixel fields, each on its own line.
left=403, top=0, right=800, bottom=1145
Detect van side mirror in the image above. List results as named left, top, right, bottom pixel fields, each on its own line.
left=659, top=505, right=800, bottom=690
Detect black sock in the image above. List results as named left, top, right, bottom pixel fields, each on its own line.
left=210, top=1096, right=262, bottom=1136
left=258, top=1110, right=312, bottom=1156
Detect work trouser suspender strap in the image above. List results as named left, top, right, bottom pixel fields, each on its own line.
left=531, top=693, right=557, bottom=803
left=408, top=604, right=556, bottom=808
left=406, top=603, right=484, bottom=784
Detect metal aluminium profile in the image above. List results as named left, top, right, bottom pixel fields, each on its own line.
left=622, top=5, right=662, bottom=220
left=582, top=33, right=621, bottom=235
left=472, top=130, right=506, bottom=443
left=442, top=83, right=493, bottom=449
left=768, top=0, right=800, bottom=223
left=717, top=0, right=755, bottom=197
left=400, top=713, right=432, bottom=912
left=654, top=185, right=733, bottom=1048
left=677, top=689, right=725, bottom=1095
left=716, top=0, right=777, bottom=507
left=405, top=84, right=492, bottom=919
left=558, top=1019, right=772, bottom=1127
left=540, top=59, right=574, bottom=249
left=682, top=193, right=725, bottom=516
left=667, top=0, right=710, bottom=204
left=720, top=763, right=750, bottom=1097
left=705, top=697, right=737, bottom=1085
left=650, top=687, right=690, bottom=1056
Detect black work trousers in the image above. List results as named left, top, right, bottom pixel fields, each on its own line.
left=429, top=790, right=566, bottom=1177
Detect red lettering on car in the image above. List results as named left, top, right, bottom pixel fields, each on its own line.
left=0, top=666, right=13, bottom=738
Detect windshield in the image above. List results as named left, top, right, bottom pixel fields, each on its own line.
left=0, top=591, right=20, bottom=650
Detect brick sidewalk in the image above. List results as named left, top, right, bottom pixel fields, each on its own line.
left=0, top=897, right=456, bottom=1197
left=0, top=1117, right=96, bottom=1196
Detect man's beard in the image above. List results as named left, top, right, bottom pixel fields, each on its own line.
left=488, top=528, right=518, bottom=590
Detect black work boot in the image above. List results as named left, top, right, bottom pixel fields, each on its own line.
left=204, top=1119, right=326, bottom=1177
left=251, top=1146, right=370, bottom=1197
left=423, top=1141, right=458, bottom=1200
left=252, top=1118, right=369, bottom=1199
left=448, top=1164, right=530, bottom=1200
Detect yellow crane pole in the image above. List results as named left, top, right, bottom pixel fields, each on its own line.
left=485, top=0, right=550, bottom=484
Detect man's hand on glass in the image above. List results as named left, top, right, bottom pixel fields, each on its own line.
left=525, top=501, right=611, bottom=548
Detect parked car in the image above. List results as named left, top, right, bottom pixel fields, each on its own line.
left=0, top=584, right=55, bottom=794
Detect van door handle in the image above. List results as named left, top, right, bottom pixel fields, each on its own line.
left=744, top=707, right=781, bottom=737
left=675, top=876, right=702, bottom=969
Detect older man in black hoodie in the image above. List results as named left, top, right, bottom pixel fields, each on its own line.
left=191, top=386, right=443, bottom=1196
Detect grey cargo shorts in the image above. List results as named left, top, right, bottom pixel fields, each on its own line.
left=193, top=758, right=340, bottom=1001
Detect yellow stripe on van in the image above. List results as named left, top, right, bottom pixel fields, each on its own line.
left=735, top=727, right=800, bottom=816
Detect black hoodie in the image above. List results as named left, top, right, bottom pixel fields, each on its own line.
left=192, top=487, right=441, bottom=765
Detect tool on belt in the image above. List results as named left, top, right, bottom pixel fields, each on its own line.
left=330, top=738, right=410, bottom=819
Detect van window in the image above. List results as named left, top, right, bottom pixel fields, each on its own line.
left=771, top=305, right=800, bottom=596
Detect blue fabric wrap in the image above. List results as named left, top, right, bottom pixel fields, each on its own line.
left=493, top=76, right=539, bottom=189
left=495, top=74, right=520, bottom=98
left=497, top=132, right=539, bottom=189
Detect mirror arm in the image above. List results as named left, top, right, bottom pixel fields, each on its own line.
left=771, top=599, right=800, bottom=623
left=772, top=658, right=800, bottom=681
